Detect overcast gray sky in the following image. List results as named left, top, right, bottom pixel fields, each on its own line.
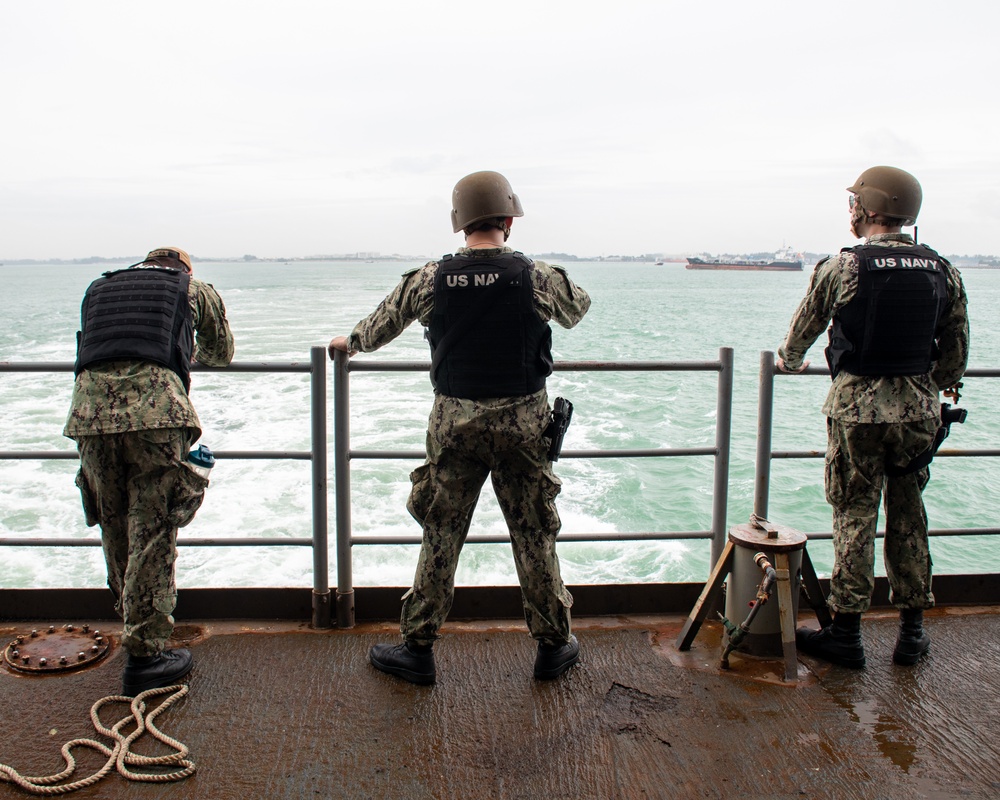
left=3, top=1, right=999, bottom=260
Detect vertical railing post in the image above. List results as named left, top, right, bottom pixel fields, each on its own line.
left=710, top=347, right=734, bottom=568
left=333, top=349, right=356, bottom=627
left=754, top=350, right=776, bottom=519
left=310, top=346, right=331, bottom=628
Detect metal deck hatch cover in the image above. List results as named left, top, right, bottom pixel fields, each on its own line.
left=3, top=623, right=111, bottom=674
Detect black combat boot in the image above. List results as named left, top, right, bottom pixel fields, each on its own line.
left=534, top=635, right=580, bottom=679
left=893, top=608, right=931, bottom=666
left=122, top=648, right=194, bottom=696
left=369, top=641, right=436, bottom=685
left=796, top=612, right=865, bottom=669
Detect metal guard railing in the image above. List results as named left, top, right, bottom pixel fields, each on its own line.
left=754, top=350, right=1000, bottom=540
left=331, top=348, right=734, bottom=626
left=1, top=347, right=736, bottom=629
left=0, top=348, right=331, bottom=628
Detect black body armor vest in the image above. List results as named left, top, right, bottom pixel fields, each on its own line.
left=427, top=252, right=553, bottom=399
left=74, top=267, right=194, bottom=391
left=826, top=243, right=949, bottom=378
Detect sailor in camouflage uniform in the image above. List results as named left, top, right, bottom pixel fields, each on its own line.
left=329, top=171, right=590, bottom=684
left=65, top=246, right=235, bottom=694
left=778, top=167, right=969, bottom=668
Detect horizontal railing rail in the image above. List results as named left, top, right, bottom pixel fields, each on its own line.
left=754, top=350, right=1000, bottom=538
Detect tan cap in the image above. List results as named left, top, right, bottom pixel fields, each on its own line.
left=146, top=246, right=193, bottom=272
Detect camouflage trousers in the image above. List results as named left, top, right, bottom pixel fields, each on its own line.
left=401, top=394, right=573, bottom=646
left=73, top=428, right=207, bottom=656
left=824, top=416, right=939, bottom=614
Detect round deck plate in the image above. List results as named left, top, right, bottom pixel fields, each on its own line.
left=3, top=624, right=112, bottom=674
left=728, top=521, right=807, bottom=553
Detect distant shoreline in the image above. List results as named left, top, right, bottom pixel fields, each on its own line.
left=1, top=252, right=996, bottom=268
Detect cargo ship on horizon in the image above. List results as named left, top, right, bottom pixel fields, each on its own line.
left=686, top=246, right=804, bottom=271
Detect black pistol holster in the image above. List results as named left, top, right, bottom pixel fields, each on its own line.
left=545, top=397, right=573, bottom=462
left=885, top=403, right=967, bottom=477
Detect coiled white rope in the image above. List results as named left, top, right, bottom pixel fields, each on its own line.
left=0, top=684, right=195, bottom=795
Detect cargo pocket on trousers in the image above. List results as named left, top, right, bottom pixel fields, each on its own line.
left=168, top=463, right=209, bottom=529
left=74, top=469, right=100, bottom=528
left=824, top=440, right=847, bottom=511
left=538, top=471, right=563, bottom=532
left=406, top=463, right=432, bottom=524
left=152, top=591, right=178, bottom=618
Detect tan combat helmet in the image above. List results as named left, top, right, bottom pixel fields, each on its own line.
left=451, top=171, right=524, bottom=233
left=847, top=166, right=922, bottom=226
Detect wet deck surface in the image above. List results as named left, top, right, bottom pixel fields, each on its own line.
left=2, top=608, right=999, bottom=800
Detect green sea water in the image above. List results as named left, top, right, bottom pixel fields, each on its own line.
left=1, top=258, right=998, bottom=589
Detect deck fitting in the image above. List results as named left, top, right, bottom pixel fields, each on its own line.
left=3, top=623, right=112, bottom=675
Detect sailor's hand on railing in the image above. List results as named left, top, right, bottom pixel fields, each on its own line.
left=776, top=357, right=810, bottom=374
left=328, top=336, right=358, bottom=360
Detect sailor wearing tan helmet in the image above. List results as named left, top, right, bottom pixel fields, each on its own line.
left=329, top=171, right=591, bottom=684
left=777, top=167, right=969, bottom=669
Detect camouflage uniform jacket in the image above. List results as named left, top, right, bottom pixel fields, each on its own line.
left=778, top=233, right=969, bottom=424
left=346, top=246, right=591, bottom=355
left=63, top=277, right=235, bottom=439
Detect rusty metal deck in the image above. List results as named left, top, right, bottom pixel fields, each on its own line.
left=2, top=607, right=999, bottom=800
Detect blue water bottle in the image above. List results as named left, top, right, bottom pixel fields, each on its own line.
left=188, top=444, right=215, bottom=480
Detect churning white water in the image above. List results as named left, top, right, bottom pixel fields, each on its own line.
left=2, top=259, right=999, bottom=589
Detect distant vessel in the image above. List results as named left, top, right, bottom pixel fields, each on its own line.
left=686, top=247, right=803, bottom=271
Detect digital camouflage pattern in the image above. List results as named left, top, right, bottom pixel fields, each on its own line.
left=779, top=233, right=969, bottom=612
left=66, top=275, right=234, bottom=656
left=402, top=389, right=573, bottom=646
left=76, top=428, right=208, bottom=654
left=826, top=417, right=938, bottom=613
left=346, top=246, right=590, bottom=644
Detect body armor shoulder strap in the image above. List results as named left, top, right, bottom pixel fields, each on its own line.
left=438, top=250, right=533, bottom=268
